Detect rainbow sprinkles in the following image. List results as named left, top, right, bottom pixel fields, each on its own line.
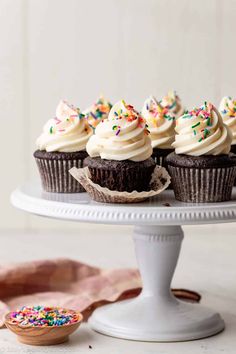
left=111, top=100, right=150, bottom=136
left=49, top=109, right=85, bottom=135
left=8, top=306, right=81, bottom=327
left=83, top=96, right=112, bottom=129
left=181, top=102, right=213, bottom=142
left=220, top=97, right=236, bottom=118
left=146, top=98, right=175, bottom=126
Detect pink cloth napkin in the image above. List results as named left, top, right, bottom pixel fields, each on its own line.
left=0, top=258, right=200, bottom=327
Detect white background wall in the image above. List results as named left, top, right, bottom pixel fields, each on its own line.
left=1, top=0, right=235, bottom=231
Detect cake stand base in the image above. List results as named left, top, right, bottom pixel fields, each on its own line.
left=89, top=225, right=225, bottom=342
left=89, top=297, right=224, bottom=342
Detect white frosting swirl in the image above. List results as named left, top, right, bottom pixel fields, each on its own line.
left=173, top=102, right=232, bottom=156
left=83, top=95, right=112, bottom=129
left=142, top=96, right=175, bottom=149
left=219, top=96, right=236, bottom=144
left=160, top=90, right=184, bottom=118
left=86, top=100, right=153, bottom=162
left=36, top=100, right=93, bottom=152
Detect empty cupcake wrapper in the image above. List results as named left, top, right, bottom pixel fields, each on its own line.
left=69, top=166, right=171, bottom=203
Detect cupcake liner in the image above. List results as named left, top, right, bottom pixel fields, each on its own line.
left=69, top=166, right=171, bottom=204
left=168, top=165, right=236, bottom=203
left=152, top=149, right=173, bottom=189
left=35, top=157, right=85, bottom=193
left=152, top=148, right=173, bottom=166
left=230, top=146, right=236, bottom=186
left=152, top=154, right=170, bottom=167
left=152, top=155, right=163, bottom=166
left=230, top=145, right=236, bottom=154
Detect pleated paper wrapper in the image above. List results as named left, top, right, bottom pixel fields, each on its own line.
left=69, top=166, right=171, bottom=203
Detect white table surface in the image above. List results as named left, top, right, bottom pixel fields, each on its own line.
left=0, top=222, right=235, bottom=353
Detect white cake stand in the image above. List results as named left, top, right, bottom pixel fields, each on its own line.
left=11, top=181, right=236, bottom=342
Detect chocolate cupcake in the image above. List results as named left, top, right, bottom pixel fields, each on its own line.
left=34, top=100, right=93, bottom=193
left=142, top=95, right=175, bottom=166
left=85, top=100, right=156, bottom=192
left=166, top=102, right=236, bottom=202
left=83, top=95, right=112, bottom=130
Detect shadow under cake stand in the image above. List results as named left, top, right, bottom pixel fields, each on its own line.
left=11, top=181, right=236, bottom=342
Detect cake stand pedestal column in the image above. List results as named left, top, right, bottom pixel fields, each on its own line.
left=89, top=225, right=224, bottom=341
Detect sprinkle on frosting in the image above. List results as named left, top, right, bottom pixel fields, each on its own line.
left=48, top=106, right=85, bottom=136
left=110, top=100, right=148, bottom=137
left=8, top=306, right=81, bottom=327
left=145, top=97, right=174, bottom=123
left=36, top=100, right=93, bottom=152
left=86, top=100, right=153, bottom=162
left=181, top=102, right=213, bottom=141
left=173, top=102, right=232, bottom=156
left=83, top=95, right=112, bottom=129
left=112, top=124, right=121, bottom=136
left=142, top=95, right=176, bottom=149
left=219, top=96, right=236, bottom=144
left=220, top=96, right=236, bottom=117
left=159, top=90, right=185, bottom=118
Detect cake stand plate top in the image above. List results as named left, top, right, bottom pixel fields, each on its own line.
left=11, top=181, right=236, bottom=226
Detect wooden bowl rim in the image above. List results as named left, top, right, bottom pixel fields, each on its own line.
left=5, top=309, right=83, bottom=329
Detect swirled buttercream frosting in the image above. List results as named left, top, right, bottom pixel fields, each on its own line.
left=83, top=95, right=112, bottom=129
left=36, top=100, right=93, bottom=152
left=142, top=95, right=175, bottom=149
left=173, top=102, right=232, bottom=156
left=160, top=90, right=184, bottom=118
left=86, top=100, right=153, bottom=161
left=219, top=96, right=236, bottom=145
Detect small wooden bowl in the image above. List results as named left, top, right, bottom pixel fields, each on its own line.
left=5, top=310, right=83, bottom=346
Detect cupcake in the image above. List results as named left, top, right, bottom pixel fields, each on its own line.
left=142, top=95, right=175, bottom=165
left=160, top=90, right=185, bottom=118
left=166, top=102, right=236, bottom=202
left=83, top=95, right=112, bottom=129
left=85, top=100, right=156, bottom=192
left=219, top=96, right=236, bottom=154
left=34, top=100, right=93, bottom=193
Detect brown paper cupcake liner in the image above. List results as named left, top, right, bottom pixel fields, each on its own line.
left=230, top=145, right=236, bottom=186
left=35, top=158, right=85, bottom=193
left=152, top=148, right=173, bottom=166
left=69, top=166, right=171, bottom=203
left=152, top=155, right=163, bottom=166
left=152, top=149, right=174, bottom=189
left=168, top=165, right=236, bottom=203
